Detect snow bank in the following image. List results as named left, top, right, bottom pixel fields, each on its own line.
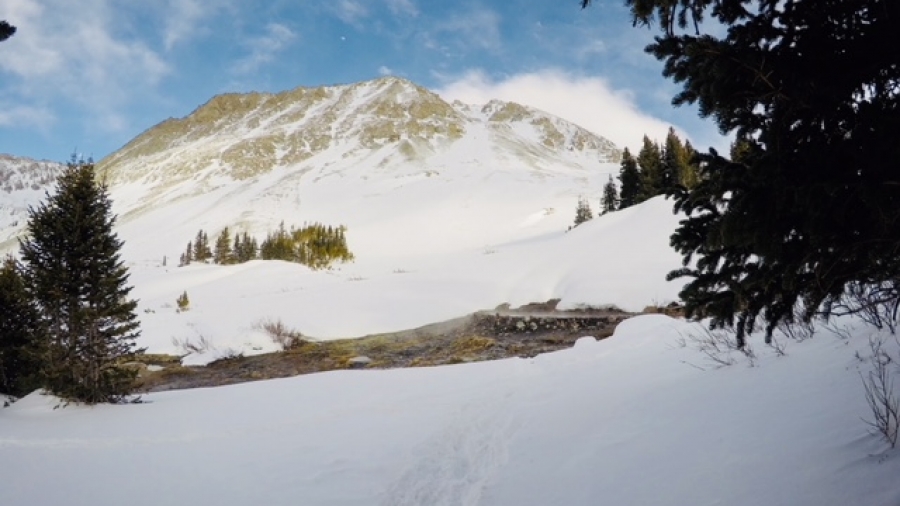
left=2, top=315, right=897, bottom=505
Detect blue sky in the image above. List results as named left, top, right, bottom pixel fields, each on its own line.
left=0, top=0, right=727, bottom=162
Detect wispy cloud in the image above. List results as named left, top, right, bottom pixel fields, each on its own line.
left=378, top=65, right=393, bottom=76
left=163, top=0, right=208, bottom=50
left=333, top=0, right=369, bottom=26
left=433, top=7, right=502, bottom=52
left=436, top=69, right=682, bottom=153
left=385, top=0, right=418, bottom=17
left=231, top=23, right=297, bottom=75
left=0, top=0, right=169, bottom=133
left=0, top=103, right=55, bottom=130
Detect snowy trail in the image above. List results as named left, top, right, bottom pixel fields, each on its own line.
left=379, top=370, right=531, bottom=506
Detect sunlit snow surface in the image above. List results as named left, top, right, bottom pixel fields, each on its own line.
left=2, top=315, right=899, bottom=505
left=124, top=190, right=684, bottom=363
left=4, top=142, right=899, bottom=504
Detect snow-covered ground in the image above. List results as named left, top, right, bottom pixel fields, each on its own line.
left=127, top=195, right=683, bottom=363
left=2, top=79, right=897, bottom=503
left=3, top=185, right=899, bottom=504
left=2, top=314, right=899, bottom=505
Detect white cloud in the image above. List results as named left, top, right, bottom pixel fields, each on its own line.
left=385, top=0, right=418, bottom=17
left=434, top=8, right=502, bottom=52
left=378, top=65, right=393, bottom=76
left=163, top=0, right=205, bottom=50
left=334, top=0, right=368, bottom=26
left=0, top=0, right=169, bottom=133
left=231, top=23, right=297, bottom=75
left=435, top=69, right=681, bottom=153
left=0, top=103, right=55, bottom=130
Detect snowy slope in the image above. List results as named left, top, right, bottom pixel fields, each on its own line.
left=2, top=77, right=898, bottom=506
left=0, top=77, right=683, bottom=360
left=128, top=195, right=683, bottom=362
left=1, top=315, right=898, bottom=506
left=0, top=154, right=64, bottom=251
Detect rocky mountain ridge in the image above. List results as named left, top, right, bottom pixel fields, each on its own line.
left=0, top=154, right=65, bottom=250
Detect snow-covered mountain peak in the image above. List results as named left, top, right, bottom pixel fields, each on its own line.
left=0, top=154, right=65, bottom=251
left=98, top=77, right=619, bottom=189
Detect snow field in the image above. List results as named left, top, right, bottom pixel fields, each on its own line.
left=2, top=315, right=898, bottom=505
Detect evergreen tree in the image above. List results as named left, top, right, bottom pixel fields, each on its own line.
left=617, top=147, right=641, bottom=209
left=260, top=222, right=294, bottom=261
left=232, top=233, right=243, bottom=262
left=19, top=158, right=141, bottom=403
left=180, top=241, right=193, bottom=267
left=583, top=0, right=900, bottom=346
left=636, top=135, right=663, bottom=200
left=680, top=140, right=701, bottom=189
left=0, top=21, right=15, bottom=43
left=0, top=256, right=40, bottom=397
left=176, top=291, right=190, bottom=312
left=239, top=232, right=258, bottom=262
left=572, top=197, right=593, bottom=228
left=600, top=175, right=619, bottom=215
left=192, top=230, right=212, bottom=263
left=661, top=127, right=686, bottom=192
left=214, top=226, right=233, bottom=264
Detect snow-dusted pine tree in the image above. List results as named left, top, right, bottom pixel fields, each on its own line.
left=20, top=158, right=141, bottom=403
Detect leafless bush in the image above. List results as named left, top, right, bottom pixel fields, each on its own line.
left=823, top=321, right=854, bottom=341
left=861, top=337, right=900, bottom=448
left=255, top=318, right=306, bottom=351
left=768, top=337, right=787, bottom=357
left=832, top=281, right=900, bottom=334
left=171, top=335, right=213, bottom=355
left=679, top=326, right=740, bottom=368
left=777, top=317, right=816, bottom=343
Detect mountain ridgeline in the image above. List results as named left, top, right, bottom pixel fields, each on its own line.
left=3, top=77, right=623, bottom=264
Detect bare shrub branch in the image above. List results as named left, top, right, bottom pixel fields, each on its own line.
left=255, top=318, right=306, bottom=351
left=679, top=326, right=740, bottom=368
left=171, top=335, right=213, bottom=355
left=831, top=281, right=900, bottom=334
left=861, top=337, right=900, bottom=448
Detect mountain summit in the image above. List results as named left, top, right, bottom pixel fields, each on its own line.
left=97, top=76, right=619, bottom=218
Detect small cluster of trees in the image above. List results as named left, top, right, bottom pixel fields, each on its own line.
left=260, top=222, right=354, bottom=270
left=0, top=159, right=141, bottom=403
left=573, top=127, right=699, bottom=228
left=179, top=222, right=353, bottom=270
left=180, top=228, right=258, bottom=266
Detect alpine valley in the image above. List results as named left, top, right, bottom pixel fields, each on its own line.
left=0, top=76, right=683, bottom=362
left=4, top=78, right=900, bottom=506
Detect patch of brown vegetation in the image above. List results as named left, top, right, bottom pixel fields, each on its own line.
left=134, top=304, right=636, bottom=393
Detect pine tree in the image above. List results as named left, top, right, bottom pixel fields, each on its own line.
left=618, top=147, right=642, bottom=209
left=600, top=175, right=619, bottom=215
left=636, top=135, right=663, bottom=200
left=214, top=226, right=233, bottom=264
left=180, top=241, right=193, bottom=266
left=19, top=158, right=141, bottom=403
left=193, top=230, right=212, bottom=263
left=572, top=197, right=593, bottom=228
left=680, top=140, right=701, bottom=189
left=176, top=291, right=190, bottom=312
left=0, top=256, right=40, bottom=397
left=0, top=21, right=15, bottom=43
left=583, top=0, right=900, bottom=345
left=661, top=127, right=686, bottom=192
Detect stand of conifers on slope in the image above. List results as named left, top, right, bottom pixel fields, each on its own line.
left=572, top=126, right=704, bottom=229
left=179, top=222, right=354, bottom=271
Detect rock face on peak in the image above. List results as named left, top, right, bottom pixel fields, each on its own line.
left=97, top=77, right=619, bottom=192
left=0, top=77, right=624, bottom=264
left=0, top=154, right=65, bottom=250
left=99, top=77, right=470, bottom=186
